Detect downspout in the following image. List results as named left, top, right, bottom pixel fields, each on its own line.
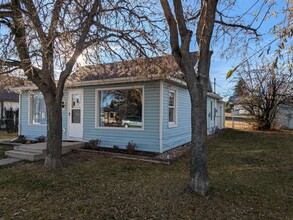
left=159, top=80, right=163, bottom=153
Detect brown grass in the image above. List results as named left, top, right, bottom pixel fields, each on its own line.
left=225, top=120, right=253, bottom=130
left=0, top=132, right=18, bottom=141
left=0, top=129, right=292, bottom=219
left=0, top=133, right=17, bottom=159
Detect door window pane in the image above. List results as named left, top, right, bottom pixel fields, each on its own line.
left=72, top=94, right=80, bottom=108
left=72, top=109, right=81, bottom=123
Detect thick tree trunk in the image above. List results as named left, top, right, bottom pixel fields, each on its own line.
left=188, top=54, right=210, bottom=195
left=44, top=94, right=63, bottom=168
left=189, top=84, right=208, bottom=195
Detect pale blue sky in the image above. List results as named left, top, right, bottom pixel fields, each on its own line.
left=204, top=0, right=290, bottom=100
left=0, top=0, right=290, bottom=100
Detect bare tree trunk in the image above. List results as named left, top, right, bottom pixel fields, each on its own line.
left=187, top=52, right=211, bottom=195
left=189, top=86, right=208, bottom=194
left=44, top=94, right=63, bottom=168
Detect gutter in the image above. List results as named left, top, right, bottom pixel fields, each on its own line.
left=207, top=92, right=222, bottom=100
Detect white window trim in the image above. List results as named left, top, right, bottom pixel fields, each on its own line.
left=28, top=92, right=47, bottom=126
left=95, top=85, right=144, bottom=131
left=168, top=89, right=178, bottom=128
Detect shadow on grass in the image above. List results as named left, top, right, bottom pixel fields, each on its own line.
left=0, top=128, right=292, bottom=219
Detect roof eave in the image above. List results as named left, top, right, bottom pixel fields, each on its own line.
left=14, top=75, right=189, bottom=91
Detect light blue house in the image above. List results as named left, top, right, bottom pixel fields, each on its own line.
left=17, top=55, right=224, bottom=153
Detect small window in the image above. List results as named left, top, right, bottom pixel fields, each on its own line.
left=168, top=90, right=177, bottom=126
left=30, top=93, right=47, bottom=124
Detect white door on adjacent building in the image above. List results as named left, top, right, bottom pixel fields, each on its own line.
left=68, top=89, right=83, bottom=139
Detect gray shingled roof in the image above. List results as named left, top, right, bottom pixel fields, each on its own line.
left=71, top=53, right=198, bottom=82
left=70, top=53, right=213, bottom=92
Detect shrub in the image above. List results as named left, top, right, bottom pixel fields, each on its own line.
left=12, top=135, right=27, bottom=144
left=126, top=141, right=137, bottom=154
left=35, top=135, right=47, bottom=143
left=87, top=139, right=101, bottom=150
left=113, top=145, right=120, bottom=152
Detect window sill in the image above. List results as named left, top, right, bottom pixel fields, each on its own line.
left=28, top=124, right=47, bottom=126
left=168, top=122, right=178, bottom=128
left=95, top=126, right=144, bottom=131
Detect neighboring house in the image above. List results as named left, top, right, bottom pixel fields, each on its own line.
left=0, top=75, right=26, bottom=129
left=232, top=104, right=250, bottom=115
left=17, top=54, right=225, bottom=153
left=0, top=90, right=19, bottom=131
left=275, top=105, right=293, bottom=129
left=0, top=90, right=19, bottom=119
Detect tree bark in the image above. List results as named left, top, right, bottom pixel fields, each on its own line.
left=189, top=90, right=208, bottom=194
left=160, top=0, right=217, bottom=195
left=188, top=59, right=210, bottom=195
left=44, top=93, right=63, bottom=168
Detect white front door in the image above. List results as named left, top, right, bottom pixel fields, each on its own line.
left=68, top=89, right=83, bottom=139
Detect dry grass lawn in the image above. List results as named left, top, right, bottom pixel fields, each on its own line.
left=225, top=120, right=252, bottom=130
left=0, top=133, right=17, bottom=159
left=0, top=132, right=18, bottom=141
left=0, top=129, right=292, bottom=219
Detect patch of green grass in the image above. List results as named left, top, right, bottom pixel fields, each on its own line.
left=0, top=144, right=14, bottom=159
left=0, top=129, right=292, bottom=219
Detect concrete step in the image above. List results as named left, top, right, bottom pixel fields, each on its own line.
left=14, top=145, right=45, bottom=154
left=5, top=150, right=44, bottom=161
left=5, top=142, right=84, bottom=162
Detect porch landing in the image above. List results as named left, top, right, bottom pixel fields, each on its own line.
left=5, top=142, right=84, bottom=161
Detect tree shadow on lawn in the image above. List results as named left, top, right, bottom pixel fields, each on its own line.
left=0, top=128, right=292, bottom=219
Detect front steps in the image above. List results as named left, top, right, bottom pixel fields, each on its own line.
left=5, top=150, right=45, bottom=161
left=5, top=142, right=84, bottom=161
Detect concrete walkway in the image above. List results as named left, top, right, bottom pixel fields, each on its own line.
left=0, top=158, right=22, bottom=166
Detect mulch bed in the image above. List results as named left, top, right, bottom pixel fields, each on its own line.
left=75, top=143, right=192, bottom=165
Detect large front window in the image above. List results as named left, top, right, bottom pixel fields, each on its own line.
left=30, top=93, right=47, bottom=124
left=97, top=87, right=143, bottom=128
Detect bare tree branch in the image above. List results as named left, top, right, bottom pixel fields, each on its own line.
left=160, top=0, right=180, bottom=55
left=214, top=20, right=260, bottom=37
left=21, top=0, right=47, bottom=45
left=48, top=0, right=63, bottom=41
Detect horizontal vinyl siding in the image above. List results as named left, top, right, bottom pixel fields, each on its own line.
left=162, top=82, right=191, bottom=151
left=62, top=90, right=68, bottom=139
left=20, top=91, right=68, bottom=140
left=20, top=92, right=47, bottom=139
left=207, top=96, right=218, bottom=134
left=82, top=81, right=160, bottom=152
left=161, top=84, right=224, bottom=151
